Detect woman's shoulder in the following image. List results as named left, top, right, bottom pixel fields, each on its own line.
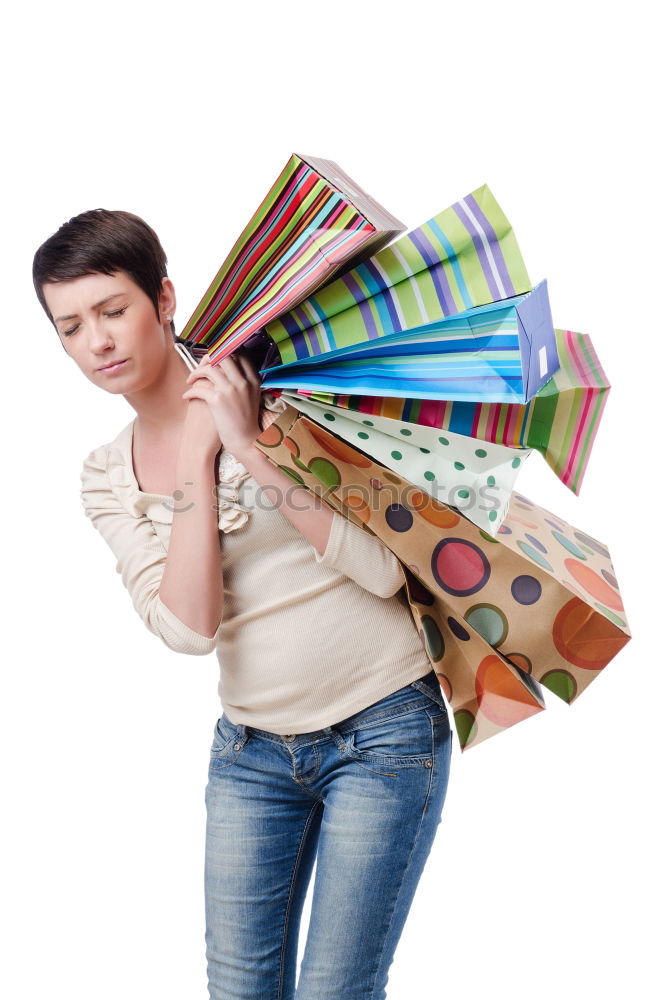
left=81, top=419, right=133, bottom=477
left=79, top=418, right=135, bottom=508
left=79, top=418, right=171, bottom=524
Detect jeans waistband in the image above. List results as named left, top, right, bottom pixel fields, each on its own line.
left=227, top=670, right=445, bottom=749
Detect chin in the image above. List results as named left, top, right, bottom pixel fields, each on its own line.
left=90, top=369, right=135, bottom=392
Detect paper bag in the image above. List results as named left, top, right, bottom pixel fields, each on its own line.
left=262, top=182, right=532, bottom=366
left=261, top=280, right=558, bottom=404
left=278, top=390, right=531, bottom=536
left=292, top=328, right=609, bottom=495
left=179, top=152, right=405, bottom=363
left=254, top=405, right=631, bottom=751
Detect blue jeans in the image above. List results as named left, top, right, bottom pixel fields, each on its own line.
left=203, top=669, right=453, bottom=999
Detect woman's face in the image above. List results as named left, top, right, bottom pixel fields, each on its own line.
left=42, top=270, right=176, bottom=394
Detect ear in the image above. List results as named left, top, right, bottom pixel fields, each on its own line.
left=158, top=276, right=177, bottom=324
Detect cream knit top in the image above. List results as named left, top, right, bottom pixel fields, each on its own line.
left=79, top=401, right=432, bottom=734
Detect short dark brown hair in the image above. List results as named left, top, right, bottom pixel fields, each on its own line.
left=32, top=208, right=176, bottom=338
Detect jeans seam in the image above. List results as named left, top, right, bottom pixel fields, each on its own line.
left=409, top=677, right=447, bottom=713
left=421, top=713, right=435, bottom=818
left=277, top=798, right=323, bottom=1000
left=367, top=748, right=433, bottom=999
left=345, top=722, right=434, bottom=768
left=336, top=697, right=436, bottom=738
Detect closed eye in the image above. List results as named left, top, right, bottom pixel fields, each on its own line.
left=63, top=306, right=127, bottom=337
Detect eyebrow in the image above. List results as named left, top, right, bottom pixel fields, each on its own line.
left=54, top=293, right=129, bottom=324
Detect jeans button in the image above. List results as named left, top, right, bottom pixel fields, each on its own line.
left=283, top=734, right=296, bottom=743
left=424, top=759, right=433, bottom=768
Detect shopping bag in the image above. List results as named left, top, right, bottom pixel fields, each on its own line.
left=261, top=182, right=533, bottom=366
left=291, top=328, right=609, bottom=495
left=254, top=405, right=631, bottom=751
left=178, top=152, right=405, bottom=364
left=260, top=279, right=558, bottom=404
left=278, top=390, right=531, bottom=536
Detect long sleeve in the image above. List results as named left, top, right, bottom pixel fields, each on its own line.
left=80, top=445, right=222, bottom=656
left=313, top=510, right=406, bottom=599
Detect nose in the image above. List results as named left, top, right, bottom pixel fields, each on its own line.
left=88, top=317, right=117, bottom=357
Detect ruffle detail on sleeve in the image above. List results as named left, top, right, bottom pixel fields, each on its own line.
left=212, top=392, right=288, bottom=533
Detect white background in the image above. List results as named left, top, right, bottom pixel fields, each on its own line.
left=2, top=1, right=658, bottom=997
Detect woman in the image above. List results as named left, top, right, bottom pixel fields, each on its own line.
left=33, top=208, right=453, bottom=1000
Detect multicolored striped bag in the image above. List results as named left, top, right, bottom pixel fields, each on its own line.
left=179, top=152, right=405, bottom=363
left=260, top=280, right=558, bottom=404
left=290, top=328, right=608, bottom=495
left=262, top=182, right=532, bottom=365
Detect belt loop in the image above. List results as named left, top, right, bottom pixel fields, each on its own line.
left=410, top=675, right=447, bottom=712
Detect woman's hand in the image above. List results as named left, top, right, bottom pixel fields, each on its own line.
left=181, top=351, right=263, bottom=458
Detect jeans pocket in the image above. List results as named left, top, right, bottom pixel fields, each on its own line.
left=209, top=715, right=248, bottom=771
left=345, top=705, right=435, bottom=768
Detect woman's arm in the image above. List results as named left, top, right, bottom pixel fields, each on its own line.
left=80, top=443, right=223, bottom=655
left=157, top=439, right=223, bottom=640
left=182, top=352, right=406, bottom=600
left=236, top=443, right=407, bottom=599
left=236, top=443, right=336, bottom=554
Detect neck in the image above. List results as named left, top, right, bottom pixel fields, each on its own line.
left=123, top=344, right=190, bottom=435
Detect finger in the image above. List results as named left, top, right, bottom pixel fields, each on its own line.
left=236, top=353, right=261, bottom=386
left=235, top=351, right=260, bottom=382
left=185, top=370, right=212, bottom=386
left=218, top=353, right=252, bottom=389
left=182, top=384, right=214, bottom=402
left=186, top=363, right=230, bottom=385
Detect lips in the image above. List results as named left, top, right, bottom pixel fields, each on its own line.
left=98, top=358, right=128, bottom=372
